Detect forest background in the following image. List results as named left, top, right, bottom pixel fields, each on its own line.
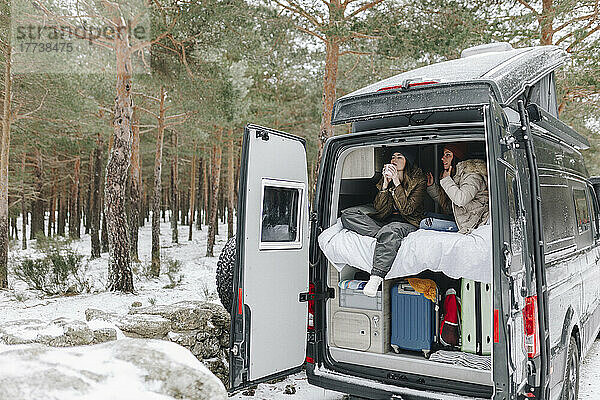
left=0, top=0, right=598, bottom=292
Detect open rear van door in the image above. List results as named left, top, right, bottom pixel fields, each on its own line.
left=485, top=98, right=532, bottom=398
left=229, top=124, right=310, bottom=392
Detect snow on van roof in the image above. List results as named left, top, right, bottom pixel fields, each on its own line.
left=339, top=45, right=568, bottom=105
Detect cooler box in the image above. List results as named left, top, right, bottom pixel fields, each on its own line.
left=390, top=281, right=438, bottom=357
left=461, top=279, right=492, bottom=355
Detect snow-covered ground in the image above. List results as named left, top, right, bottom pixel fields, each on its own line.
left=1, top=216, right=599, bottom=399
left=1, top=218, right=226, bottom=322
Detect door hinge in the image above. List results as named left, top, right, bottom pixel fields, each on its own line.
left=299, top=287, right=335, bottom=302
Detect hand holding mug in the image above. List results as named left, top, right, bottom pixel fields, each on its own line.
left=383, top=164, right=396, bottom=179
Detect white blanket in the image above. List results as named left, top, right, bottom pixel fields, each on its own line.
left=318, top=219, right=492, bottom=283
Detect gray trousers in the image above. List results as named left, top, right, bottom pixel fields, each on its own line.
left=340, top=206, right=417, bottom=278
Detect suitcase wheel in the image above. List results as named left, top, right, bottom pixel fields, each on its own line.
left=422, top=350, right=430, bottom=358
left=391, top=344, right=399, bottom=354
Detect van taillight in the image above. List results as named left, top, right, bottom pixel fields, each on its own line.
left=523, top=296, right=539, bottom=358
left=308, top=283, right=315, bottom=330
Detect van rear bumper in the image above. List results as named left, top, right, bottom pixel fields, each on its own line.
left=306, top=363, right=488, bottom=400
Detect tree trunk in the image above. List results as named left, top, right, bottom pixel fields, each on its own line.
left=91, top=135, right=103, bottom=258
left=227, top=135, right=235, bottom=238
left=101, top=209, right=109, bottom=253
left=20, top=152, right=27, bottom=249
left=129, top=107, right=141, bottom=262
left=162, top=187, right=167, bottom=222
left=105, top=29, right=134, bottom=292
left=314, top=38, right=340, bottom=187
left=0, top=44, right=12, bottom=288
left=203, top=151, right=209, bottom=226
left=85, top=152, right=93, bottom=234
left=10, top=215, right=17, bottom=240
left=196, top=157, right=202, bottom=230
left=188, top=146, right=197, bottom=241
left=48, top=167, right=57, bottom=237
left=31, top=150, right=44, bottom=239
left=58, top=179, right=67, bottom=236
left=170, top=128, right=179, bottom=244
left=69, top=156, right=80, bottom=239
left=206, top=132, right=223, bottom=257
left=144, top=185, right=149, bottom=225
left=180, top=191, right=186, bottom=225
left=151, top=86, right=167, bottom=277
left=540, top=0, right=554, bottom=45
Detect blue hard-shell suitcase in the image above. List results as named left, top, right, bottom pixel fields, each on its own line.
left=390, top=281, right=439, bottom=357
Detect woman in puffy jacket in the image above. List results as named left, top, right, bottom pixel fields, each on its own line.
left=423, top=143, right=489, bottom=234
left=341, top=147, right=426, bottom=297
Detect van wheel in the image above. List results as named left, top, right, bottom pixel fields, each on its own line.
left=216, top=236, right=237, bottom=313
left=561, top=336, right=580, bottom=400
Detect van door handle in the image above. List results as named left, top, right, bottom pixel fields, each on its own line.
left=502, top=242, right=512, bottom=275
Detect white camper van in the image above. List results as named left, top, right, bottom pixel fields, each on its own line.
left=220, top=43, right=600, bottom=400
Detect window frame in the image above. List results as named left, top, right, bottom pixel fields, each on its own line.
left=587, top=183, right=600, bottom=240
left=258, top=178, right=305, bottom=251
left=572, top=187, right=591, bottom=236
left=540, top=181, right=576, bottom=257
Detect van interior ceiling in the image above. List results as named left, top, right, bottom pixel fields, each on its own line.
left=323, top=137, right=494, bottom=391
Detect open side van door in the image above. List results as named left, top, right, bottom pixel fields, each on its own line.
left=485, top=98, right=532, bottom=398
left=229, top=124, right=310, bottom=392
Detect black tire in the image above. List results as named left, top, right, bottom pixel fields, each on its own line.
left=561, top=336, right=580, bottom=400
left=216, top=236, right=237, bottom=313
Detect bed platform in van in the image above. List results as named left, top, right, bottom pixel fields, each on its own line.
left=319, top=219, right=492, bottom=283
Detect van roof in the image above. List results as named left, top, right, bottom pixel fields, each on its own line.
left=332, top=45, right=568, bottom=125
left=340, top=45, right=567, bottom=104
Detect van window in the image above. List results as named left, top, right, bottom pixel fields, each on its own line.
left=528, top=73, right=558, bottom=118
left=505, top=171, right=523, bottom=255
left=588, top=185, right=600, bottom=236
left=573, top=189, right=591, bottom=235
left=259, top=179, right=304, bottom=249
left=540, top=183, right=575, bottom=255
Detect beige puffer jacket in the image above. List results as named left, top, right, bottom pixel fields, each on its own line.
left=427, top=159, right=489, bottom=234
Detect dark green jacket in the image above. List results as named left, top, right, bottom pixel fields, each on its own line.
left=369, top=166, right=426, bottom=227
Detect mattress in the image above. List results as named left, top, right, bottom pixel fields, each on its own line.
left=318, top=219, right=492, bottom=283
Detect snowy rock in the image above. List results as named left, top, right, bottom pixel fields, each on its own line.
left=129, top=300, right=229, bottom=331
left=92, top=327, right=118, bottom=343
left=116, top=314, right=172, bottom=338
left=192, top=336, right=221, bottom=358
left=0, top=318, right=94, bottom=346
left=85, top=302, right=230, bottom=386
left=86, top=308, right=171, bottom=338
left=167, top=331, right=197, bottom=347
left=85, top=308, right=118, bottom=322
left=220, top=331, right=230, bottom=348
left=0, top=338, right=227, bottom=400
left=46, top=318, right=95, bottom=347
left=202, top=356, right=229, bottom=388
